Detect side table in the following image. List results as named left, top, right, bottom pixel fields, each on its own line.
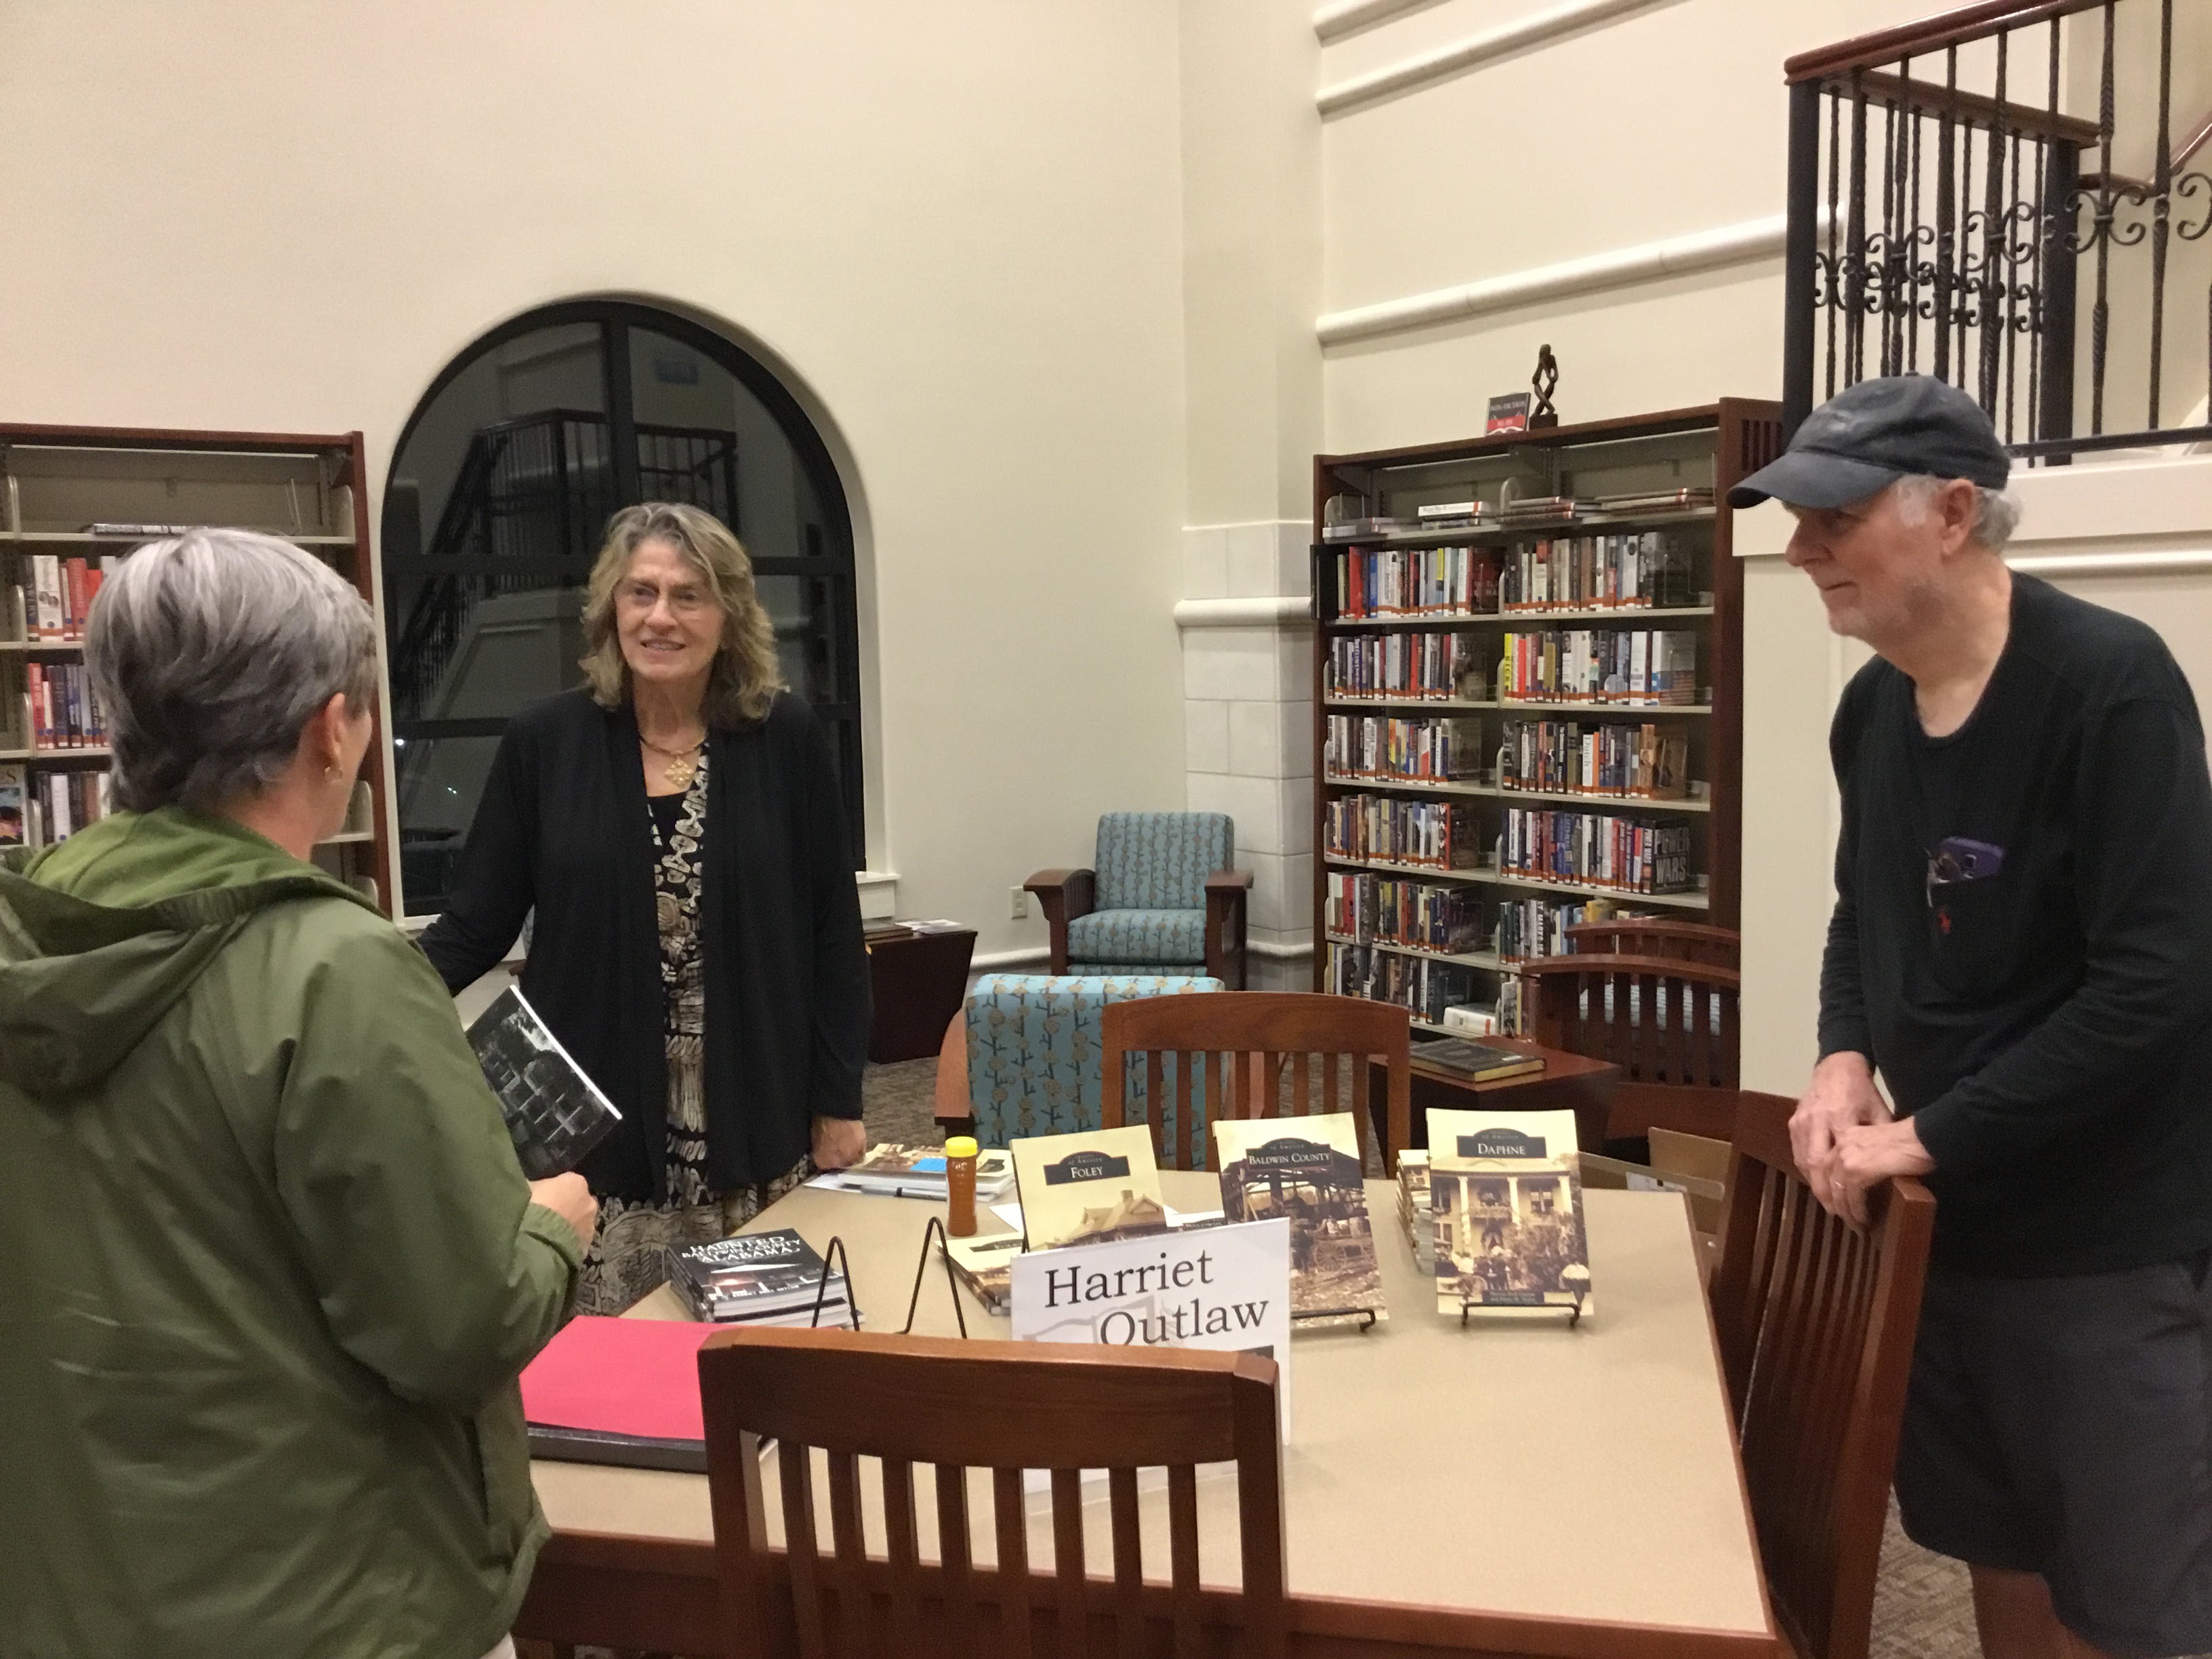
left=1376, top=1036, right=1621, bottom=1157
left=866, top=927, right=977, bottom=1063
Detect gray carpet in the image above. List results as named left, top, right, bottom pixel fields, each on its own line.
left=859, top=1058, right=1986, bottom=1655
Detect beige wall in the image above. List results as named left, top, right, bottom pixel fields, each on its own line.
left=0, top=0, right=1192, bottom=955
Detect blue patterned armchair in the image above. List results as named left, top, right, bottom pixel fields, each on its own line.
left=1024, top=812, right=1252, bottom=989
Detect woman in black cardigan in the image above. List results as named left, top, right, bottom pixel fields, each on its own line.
left=423, top=501, right=869, bottom=1314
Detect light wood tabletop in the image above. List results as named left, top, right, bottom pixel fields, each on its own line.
left=524, top=1172, right=1776, bottom=1658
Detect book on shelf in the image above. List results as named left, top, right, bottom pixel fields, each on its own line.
left=1328, top=630, right=1486, bottom=703
left=1500, top=532, right=1694, bottom=613
left=813, top=1141, right=1015, bottom=1204
left=1496, top=628, right=1700, bottom=706
left=1333, top=546, right=1501, bottom=619
left=1213, top=1112, right=1386, bottom=1324
left=1409, top=1038, right=1543, bottom=1084
left=0, top=764, right=23, bottom=848
left=464, top=986, right=623, bottom=1180
left=5, top=551, right=115, bottom=644
left=1321, top=516, right=1416, bottom=543
left=1427, top=1107, right=1591, bottom=1319
left=1440, top=1004, right=1500, bottom=1035
left=1496, top=895, right=1639, bottom=964
left=1325, top=870, right=1483, bottom=956
left=1589, top=487, right=1715, bottom=514
left=1008, top=1124, right=1168, bottom=1252
left=1415, top=499, right=1494, bottom=523
left=1498, top=717, right=1691, bottom=800
left=1324, top=794, right=1481, bottom=871
left=22, top=767, right=111, bottom=848
left=666, top=1229, right=857, bottom=1327
left=1500, top=808, right=1694, bottom=895
left=1326, top=941, right=1480, bottom=1026
left=20, top=661, right=108, bottom=751
left=83, top=522, right=192, bottom=536
left=1324, top=712, right=1485, bottom=783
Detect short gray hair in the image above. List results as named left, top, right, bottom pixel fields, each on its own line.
left=1890, top=473, right=2023, bottom=552
left=87, top=529, right=380, bottom=813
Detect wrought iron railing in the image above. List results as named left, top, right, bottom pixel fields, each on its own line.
left=1783, top=0, right=2212, bottom=461
left=388, top=410, right=739, bottom=720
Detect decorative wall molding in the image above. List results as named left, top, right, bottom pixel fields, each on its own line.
left=1317, top=214, right=1797, bottom=346
left=970, top=945, right=1051, bottom=973
left=1317, top=0, right=1667, bottom=116
left=1174, top=595, right=1315, bottom=629
left=1313, top=0, right=1435, bottom=43
left=2007, top=547, right=2212, bottom=577
left=1251, top=937, right=1316, bottom=960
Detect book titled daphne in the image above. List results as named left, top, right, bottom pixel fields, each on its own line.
left=465, top=986, right=622, bottom=1179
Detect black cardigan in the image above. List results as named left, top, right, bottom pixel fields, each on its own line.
left=422, top=689, right=869, bottom=1201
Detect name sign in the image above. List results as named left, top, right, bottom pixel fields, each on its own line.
left=1456, top=1129, right=1544, bottom=1160
left=1010, top=1218, right=1292, bottom=1433
left=1043, top=1150, right=1131, bottom=1185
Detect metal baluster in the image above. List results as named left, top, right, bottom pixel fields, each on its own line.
left=2004, top=30, right=2023, bottom=443
left=2090, top=1, right=2117, bottom=436
left=1848, top=73, right=1870, bottom=384
left=1934, top=50, right=1956, bottom=382
left=2147, top=0, right=2173, bottom=430
left=1826, top=89, right=1841, bottom=401
left=2035, top=17, right=2076, bottom=459
left=1881, top=77, right=1899, bottom=375
left=1982, top=30, right=2009, bottom=419
left=1900, top=63, right=1917, bottom=375
left=1957, top=62, right=1975, bottom=387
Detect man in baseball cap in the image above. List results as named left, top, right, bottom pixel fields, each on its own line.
left=1765, top=375, right=2212, bottom=1658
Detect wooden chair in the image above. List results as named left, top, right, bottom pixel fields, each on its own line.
left=1101, top=991, right=1411, bottom=1174
left=1564, top=918, right=1739, bottom=966
left=1706, top=1091, right=1936, bottom=1659
left=1517, top=953, right=1741, bottom=1141
left=699, top=1328, right=1286, bottom=1659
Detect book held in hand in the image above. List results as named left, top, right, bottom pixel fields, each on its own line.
left=1213, top=1112, right=1385, bottom=1324
left=466, top=986, right=622, bottom=1179
left=1008, top=1124, right=1168, bottom=1252
left=1426, top=1108, right=1591, bottom=1320
left=668, top=1229, right=857, bottom=1328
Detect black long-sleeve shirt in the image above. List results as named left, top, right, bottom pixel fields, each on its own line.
left=421, top=689, right=869, bottom=1203
left=1820, top=573, right=2212, bottom=1275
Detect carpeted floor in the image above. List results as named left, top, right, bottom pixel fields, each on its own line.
left=857, top=1057, right=1987, bottom=1655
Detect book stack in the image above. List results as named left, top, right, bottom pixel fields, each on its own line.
left=1496, top=628, right=1700, bottom=705
left=1499, top=718, right=1691, bottom=800
left=1323, top=794, right=1479, bottom=870
left=7, top=552, right=115, bottom=642
left=1333, top=546, right=1501, bottom=618
left=1590, top=486, right=1714, bottom=515
left=817, top=1142, right=1016, bottom=1204
left=942, top=1231, right=1022, bottom=1314
left=22, top=661, right=107, bottom=751
left=1426, top=1109, right=1591, bottom=1320
left=1500, top=533, right=1693, bottom=612
left=20, top=766, right=110, bottom=846
left=1409, top=1038, right=1543, bottom=1084
left=1498, top=495, right=1595, bottom=528
left=1500, top=808, right=1695, bottom=894
left=1495, top=895, right=1639, bottom=964
left=1327, top=630, right=1486, bottom=702
left=1324, top=713, right=1486, bottom=782
left=668, top=1230, right=859, bottom=1328
left=1325, top=871, right=1484, bottom=955
left=1214, top=1112, right=1386, bottom=1324
left=1397, top=1149, right=1434, bottom=1274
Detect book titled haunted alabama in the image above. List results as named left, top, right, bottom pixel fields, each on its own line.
left=1212, top=1111, right=1385, bottom=1323
left=466, top=985, right=623, bottom=1180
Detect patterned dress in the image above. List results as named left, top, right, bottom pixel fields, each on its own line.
left=575, top=749, right=809, bottom=1316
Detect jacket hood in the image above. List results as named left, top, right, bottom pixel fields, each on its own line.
left=0, top=807, right=378, bottom=1099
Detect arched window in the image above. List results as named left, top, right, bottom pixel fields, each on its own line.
left=382, top=300, right=862, bottom=916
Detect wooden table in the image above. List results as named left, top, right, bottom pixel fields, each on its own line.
left=1391, top=1035, right=1623, bottom=1155
left=520, top=1170, right=1776, bottom=1657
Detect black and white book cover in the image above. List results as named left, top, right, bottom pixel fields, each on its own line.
left=669, top=1229, right=848, bottom=1321
left=466, top=985, right=623, bottom=1179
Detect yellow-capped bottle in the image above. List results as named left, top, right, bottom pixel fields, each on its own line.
left=944, top=1135, right=979, bottom=1237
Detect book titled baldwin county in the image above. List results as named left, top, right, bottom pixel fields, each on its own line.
left=465, top=986, right=622, bottom=1179
left=666, top=1229, right=857, bottom=1328
left=1212, top=1112, right=1385, bottom=1323
left=1007, top=1124, right=1169, bottom=1252
left=1410, top=1038, right=1544, bottom=1084
left=1426, top=1108, right=1591, bottom=1320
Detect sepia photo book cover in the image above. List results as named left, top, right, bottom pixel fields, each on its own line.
left=1008, top=1124, right=1168, bottom=1252
left=466, top=985, right=623, bottom=1180
left=1212, top=1111, right=1385, bottom=1323
left=1426, top=1107, right=1592, bottom=1319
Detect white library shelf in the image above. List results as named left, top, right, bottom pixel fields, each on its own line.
left=1319, top=851, right=1713, bottom=912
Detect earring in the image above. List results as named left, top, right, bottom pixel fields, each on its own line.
left=324, top=764, right=342, bottom=783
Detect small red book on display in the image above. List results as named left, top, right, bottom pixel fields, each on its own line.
left=520, top=1315, right=716, bottom=1473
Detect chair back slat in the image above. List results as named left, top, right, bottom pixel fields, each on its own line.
left=1563, top=918, right=1740, bottom=965
left=1521, top=955, right=1743, bottom=1136
left=1104, top=993, right=1412, bottom=1172
left=701, top=1332, right=1286, bottom=1659
left=1708, top=1091, right=1936, bottom=1659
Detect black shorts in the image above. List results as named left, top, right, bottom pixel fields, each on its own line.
left=1896, top=1252, right=2212, bottom=1658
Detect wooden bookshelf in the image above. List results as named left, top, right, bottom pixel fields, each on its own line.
left=1310, top=401, right=1782, bottom=1033
left=0, top=425, right=396, bottom=916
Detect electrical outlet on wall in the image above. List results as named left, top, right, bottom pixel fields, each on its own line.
left=1010, top=886, right=1029, bottom=920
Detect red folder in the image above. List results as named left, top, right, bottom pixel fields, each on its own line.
left=520, top=1314, right=716, bottom=1471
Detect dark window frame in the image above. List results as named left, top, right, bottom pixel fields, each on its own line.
left=382, top=300, right=866, bottom=914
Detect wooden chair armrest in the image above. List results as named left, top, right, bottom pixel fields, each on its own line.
left=932, top=1011, right=974, bottom=1130
left=1204, top=872, right=1251, bottom=989
left=1023, top=868, right=1094, bottom=975
left=1206, top=868, right=1255, bottom=891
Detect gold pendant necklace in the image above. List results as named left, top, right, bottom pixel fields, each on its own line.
left=641, top=729, right=705, bottom=790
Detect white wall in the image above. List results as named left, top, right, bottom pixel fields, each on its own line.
left=0, top=0, right=1191, bottom=956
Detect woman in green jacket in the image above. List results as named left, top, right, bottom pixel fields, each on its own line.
left=0, top=529, right=596, bottom=1659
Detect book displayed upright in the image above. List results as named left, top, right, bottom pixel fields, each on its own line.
left=1426, top=1108, right=1591, bottom=1319
left=1212, top=1112, right=1385, bottom=1322
left=1008, top=1124, right=1168, bottom=1252
left=465, top=985, right=623, bottom=1179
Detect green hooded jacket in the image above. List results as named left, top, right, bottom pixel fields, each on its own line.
left=0, top=808, right=581, bottom=1659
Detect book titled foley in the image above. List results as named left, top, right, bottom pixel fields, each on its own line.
left=466, top=986, right=621, bottom=1179
left=1427, top=1108, right=1592, bottom=1319
left=1213, top=1113, right=1385, bottom=1322
left=1007, top=1124, right=1170, bottom=1251
left=667, top=1229, right=857, bottom=1328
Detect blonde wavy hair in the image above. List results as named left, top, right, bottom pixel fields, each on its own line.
left=579, top=501, right=785, bottom=726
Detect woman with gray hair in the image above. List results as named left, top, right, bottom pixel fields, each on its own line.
left=423, top=501, right=871, bottom=1315
left=0, top=529, right=594, bottom=1659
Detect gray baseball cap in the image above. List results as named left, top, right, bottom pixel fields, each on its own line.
left=1729, top=375, right=2011, bottom=510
